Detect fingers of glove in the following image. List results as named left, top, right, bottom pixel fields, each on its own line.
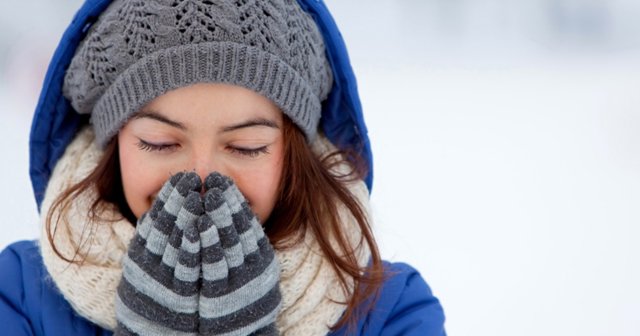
left=174, top=191, right=204, bottom=283
left=118, top=214, right=202, bottom=333
left=235, top=203, right=260, bottom=261
left=162, top=172, right=202, bottom=217
left=205, top=172, right=243, bottom=213
left=225, top=190, right=267, bottom=267
left=134, top=172, right=199, bottom=246
left=161, top=190, right=203, bottom=270
left=204, top=171, right=232, bottom=193
left=126, top=211, right=170, bottom=272
left=116, top=175, right=204, bottom=335
left=199, top=190, right=281, bottom=301
left=132, top=212, right=154, bottom=246
left=203, top=188, right=244, bottom=268
left=244, top=201, right=276, bottom=267
left=143, top=172, right=188, bottom=226
left=142, top=173, right=202, bottom=258
left=204, top=176, right=257, bottom=256
left=197, top=176, right=282, bottom=334
left=197, top=211, right=228, bottom=282
left=202, top=181, right=275, bottom=274
left=152, top=172, right=185, bottom=214
left=174, top=218, right=201, bottom=285
left=123, top=192, right=203, bottom=299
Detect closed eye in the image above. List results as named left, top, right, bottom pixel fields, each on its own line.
left=227, top=145, right=270, bottom=158
left=137, top=139, right=179, bottom=152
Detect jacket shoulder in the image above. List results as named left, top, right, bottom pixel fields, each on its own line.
left=0, top=241, right=40, bottom=335
left=376, top=262, right=446, bottom=335
left=0, top=240, right=108, bottom=336
left=330, top=261, right=446, bottom=336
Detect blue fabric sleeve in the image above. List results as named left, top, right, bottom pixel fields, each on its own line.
left=330, top=261, right=446, bottom=336
left=0, top=241, right=111, bottom=336
left=0, top=242, right=36, bottom=335
left=379, top=263, right=446, bottom=336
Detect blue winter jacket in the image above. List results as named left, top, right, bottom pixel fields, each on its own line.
left=1, top=0, right=446, bottom=334
left=0, top=241, right=445, bottom=335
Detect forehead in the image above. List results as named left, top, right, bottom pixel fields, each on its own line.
left=140, top=83, right=283, bottom=123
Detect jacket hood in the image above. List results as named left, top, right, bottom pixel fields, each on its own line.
left=29, top=0, right=373, bottom=211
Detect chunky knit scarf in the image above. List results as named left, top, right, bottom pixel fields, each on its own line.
left=39, top=127, right=371, bottom=335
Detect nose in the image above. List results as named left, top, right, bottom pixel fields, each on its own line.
left=188, top=149, right=224, bottom=189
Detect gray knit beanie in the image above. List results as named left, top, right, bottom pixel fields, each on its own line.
left=63, top=0, right=333, bottom=146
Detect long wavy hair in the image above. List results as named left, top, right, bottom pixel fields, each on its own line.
left=46, top=116, right=384, bottom=331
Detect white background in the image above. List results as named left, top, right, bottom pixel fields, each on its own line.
left=2, top=1, right=640, bottom=335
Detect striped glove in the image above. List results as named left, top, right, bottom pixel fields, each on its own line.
left=114, top=172, right=281, bottom=335
left=115, top=172, right=204, bottom=335
left=198, top=172, right=281, bottom=335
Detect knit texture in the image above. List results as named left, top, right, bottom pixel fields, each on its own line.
left=115, top=171, right=282, bottom=335
left=63, top=0, right=333, bottom=146
left=40, top=127, right=371, bottom=335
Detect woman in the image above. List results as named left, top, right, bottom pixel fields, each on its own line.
left=0, top=0, right=446, bottom=335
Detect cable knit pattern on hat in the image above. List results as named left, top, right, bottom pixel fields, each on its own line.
left=63, top=0, right=333, bottom=146
left=40, top=127, right=371, bottom=335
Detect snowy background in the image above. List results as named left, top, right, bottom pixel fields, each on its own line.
left=2, top=1, right=640, bottom=335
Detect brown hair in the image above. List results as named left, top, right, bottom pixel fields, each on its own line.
left=46, top=117, right=384, bottom=331
left=267, top=118, right=385, bottom=330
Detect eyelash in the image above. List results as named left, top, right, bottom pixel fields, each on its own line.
left=136, top=140, right=269, bottom=157
left=227, top=145, right=270, bottom=158
left=137, top=140, right=177, bottom=152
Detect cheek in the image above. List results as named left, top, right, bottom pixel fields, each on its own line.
left=233, top=154, right=283, bottom=223
left=119, top=142, right=167, bottom=219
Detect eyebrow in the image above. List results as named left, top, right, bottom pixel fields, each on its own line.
left=221, top=118, right=280, bottom=133
left=134, top=110, right=280, bottom=133
left=134, top=110, right=187, bottom=130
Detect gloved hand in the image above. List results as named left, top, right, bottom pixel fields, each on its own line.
left=115, top=172, right=204, bottom=335
left=197, top=172, right=281, bottom=335
left=114, top=172, right=281, bottom=336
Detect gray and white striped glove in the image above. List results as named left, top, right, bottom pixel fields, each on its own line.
left=114, top=171, right=281, bottom=335
left=115, top=171, right=204, bottom=335
left=198, top=172, right=281, bottom=335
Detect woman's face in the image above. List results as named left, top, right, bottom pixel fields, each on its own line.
left=118, top=83, right=284, bottom=223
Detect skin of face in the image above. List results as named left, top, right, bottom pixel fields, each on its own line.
left=117, top=82, right=285, bottom=223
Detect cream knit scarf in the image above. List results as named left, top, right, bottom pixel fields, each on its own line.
left=39, top=127, right=372, bottom=335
